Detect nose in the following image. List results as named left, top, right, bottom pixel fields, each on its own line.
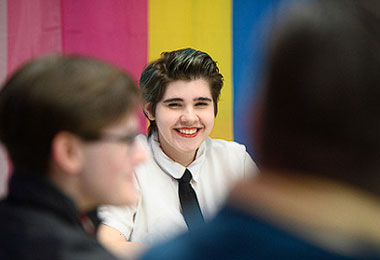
left=180, top=107, right=199, bottom=124
left=131, top=138, right=150, bottom=166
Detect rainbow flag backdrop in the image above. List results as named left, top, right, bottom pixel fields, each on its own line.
left=0, top=0, right=282, bottom=189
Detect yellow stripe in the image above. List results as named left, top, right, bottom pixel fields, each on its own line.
left=148, top=0, right=233, bottom=141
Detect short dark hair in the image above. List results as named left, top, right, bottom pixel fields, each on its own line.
left=256, top=0, right=380, bottom=194
left=140, top=48, right=223, bottom=136
left=0, top=55, right=139, bottom=174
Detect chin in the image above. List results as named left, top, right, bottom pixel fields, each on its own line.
left=109, top=195, right=138, bottom=207
left=122, top=189, right=139, bottom=205
left=106, top=187, right=139, bottom=206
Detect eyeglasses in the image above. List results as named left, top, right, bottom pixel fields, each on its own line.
left=80, top=131, right=138, bottom=146
left=99, top=131, right=138, bottom=145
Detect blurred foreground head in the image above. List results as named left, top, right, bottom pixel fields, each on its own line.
left=256, top=0, right=380, bottom=195
left=0, top=55, right=140, bottom=175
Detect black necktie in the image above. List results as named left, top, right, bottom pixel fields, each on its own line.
left=177, top=169, right=205, bottom=230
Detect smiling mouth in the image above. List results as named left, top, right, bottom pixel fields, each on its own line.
left=175, top=128, right=200, bottom=137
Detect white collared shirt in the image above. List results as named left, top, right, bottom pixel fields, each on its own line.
left=99, top=133, right=257, bottom=243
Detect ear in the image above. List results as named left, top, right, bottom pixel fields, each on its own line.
left=143, top=102, right=155, bottom=121
left=51, top=131, right=83, bottom=176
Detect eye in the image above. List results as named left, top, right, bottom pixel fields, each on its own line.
left=119, top=133, right=137, bottom=145
left=195, top=102, right=209, bottom=107
left=168, top=103, right=182, bottom=108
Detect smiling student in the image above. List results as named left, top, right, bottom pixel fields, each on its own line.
left=97, top=48, right=257, bottom=258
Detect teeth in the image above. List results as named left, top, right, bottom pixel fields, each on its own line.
left=178, top=128, right=197, bottom=135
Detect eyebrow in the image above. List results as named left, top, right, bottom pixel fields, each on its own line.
left=195, top=97, right=212, bottom=102
left=163, top=97, right=212, bottom=103
left=163, top=98, right=183, bottom=103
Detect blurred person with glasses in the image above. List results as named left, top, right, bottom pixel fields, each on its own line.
left=0, top=55, right=148, bottom=260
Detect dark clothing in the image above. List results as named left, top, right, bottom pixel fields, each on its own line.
left=0, top=171, right=117, bottom=260
left=141, top=205, right=380, bottom=260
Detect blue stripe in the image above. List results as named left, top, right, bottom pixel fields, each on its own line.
left=232, top=0, right=282, bottom=157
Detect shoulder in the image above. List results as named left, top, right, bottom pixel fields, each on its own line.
left=136, top=133, right=148, bottom=144
left=134, top=133, right=158, bottom=171
left=206, top=137, right=248, bottom=152
left=0, top=203, right=116, bottom=259
left=205, top=137, right=250, bottom=159
left=0, top=202, right=71, bottom=237
left=203, top=138, right=257, bottom=177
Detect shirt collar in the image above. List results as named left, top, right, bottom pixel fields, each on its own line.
left=149, top=132, right=206, bottom=182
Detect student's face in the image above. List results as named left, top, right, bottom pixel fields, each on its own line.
left=79, top=111, right=147, bottom=207
left=150, top=79, right=215, bottom=160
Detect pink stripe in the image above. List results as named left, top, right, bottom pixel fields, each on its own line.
left=62, top=0, right=148, bottom=131
left=7, top=0, right=62, bottom=77
left=62, top=0, right=148, bottom=81
left=6, top=0, right=147, bottom=132
left=0, top=0, right=7, bottom=85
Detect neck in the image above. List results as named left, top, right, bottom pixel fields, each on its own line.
left=165, top=149, right=196, bottom=167
left=156, top=133, right=197, bottom=167
left=48, top=166, right=94, bottom=213
left=230, top=171, right=380, bottom=254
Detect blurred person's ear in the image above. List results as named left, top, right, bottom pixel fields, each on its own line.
left=51, top=131, right=83, bottom=176
left=143, top=102, right=155, bottom=121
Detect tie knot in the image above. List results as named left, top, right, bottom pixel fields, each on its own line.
left=178, top=169, right=192, bottom=184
